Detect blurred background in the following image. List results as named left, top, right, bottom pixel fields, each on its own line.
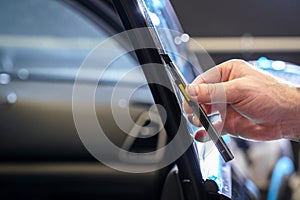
left=171, top=1, right=300, bottom=198
left=0, top=0, right=300, bottom=199
left=171, top=0, right=300, bottom=69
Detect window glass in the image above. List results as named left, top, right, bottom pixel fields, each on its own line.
left=0, top=0, right=142, bottom=84
left=142, top=0, right=202, bottom=82
left=0, top=0, right=102, bottom=37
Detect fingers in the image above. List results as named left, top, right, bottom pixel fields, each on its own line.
left=183, top=99, right=212, bottom=114
left=228, top=117, right=282, bottom=141
left=186, top=113, right=201, bottom=127
left=194, top=120, right=224, bottom=142
left=192, top=59, right=247, bottom=85
left=193, top=67, right=222, bottom=84
left=186, top=81, right=241, bottom=104
left=191, top=60, right=235, bottom=85
left=182, top=59, right=254, bottom=141
left=222, top=106, right=282, bottom=141
left=193, top=117, right=282, bottom=142
left=194, top=127, right=210, bottom=142
left=192, top=106, right=246, bottom=142
left=215, top=59, right=250, bottom=82
left=186, top=83, right=223, bottom=104
left=183, top=59, right=249, bottom=111
left=182, top=59, right=280, bottom=141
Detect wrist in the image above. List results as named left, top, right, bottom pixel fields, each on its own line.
left=282, top=86, right=300, bottom=140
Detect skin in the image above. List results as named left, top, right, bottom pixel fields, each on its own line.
left=183, top=59, right=300, bottom=141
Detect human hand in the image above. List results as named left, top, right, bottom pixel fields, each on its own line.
left=183, top=59, right=300, bottom=141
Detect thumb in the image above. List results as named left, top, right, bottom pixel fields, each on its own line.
left=186, top=82, right=239, bottom=104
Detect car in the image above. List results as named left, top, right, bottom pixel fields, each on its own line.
left=0, top=0, right=298, bottom=199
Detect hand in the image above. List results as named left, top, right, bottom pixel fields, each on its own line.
left=183, top=59, right=300, bottom=141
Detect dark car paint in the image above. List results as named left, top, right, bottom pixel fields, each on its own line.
left=0, top=1, right=171, bottom=199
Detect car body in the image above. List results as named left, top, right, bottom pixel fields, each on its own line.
left=0, top=0, right=298, bottom=199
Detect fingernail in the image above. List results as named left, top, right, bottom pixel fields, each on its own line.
left=192, top=114, right=200, bottom=126
left=194, top=129, right=209, bottom=142
left=194, top=131, right=206, bottom=141
left=187, top=84, right=198, bottom=97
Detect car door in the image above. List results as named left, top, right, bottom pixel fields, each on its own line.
left=0, top=0, right=170, bottom=199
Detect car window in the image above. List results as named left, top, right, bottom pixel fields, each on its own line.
left=0, top=0, right=144, bottom=84
left=0, top=0, right=102, bottom=37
